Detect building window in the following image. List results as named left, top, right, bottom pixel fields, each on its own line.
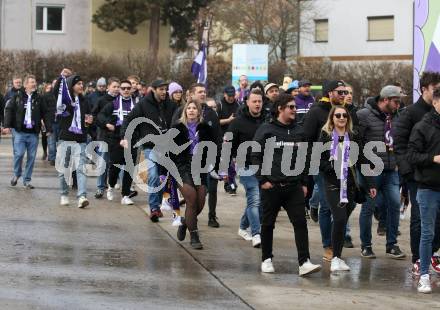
left=314, top=19, right=328, bottom=42
left=368, top=16, right=394, bottom=41
left=36, top=6, right=64, bottom=32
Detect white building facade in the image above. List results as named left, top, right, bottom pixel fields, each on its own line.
left=300, top=0, right=413, bottom=62
left=0, top=0, right=91, bottom=51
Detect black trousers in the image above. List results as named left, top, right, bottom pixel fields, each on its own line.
left=261, top=183, right=310, bottom=265
left=324, top=181, right=356, bottom=258
left=108, top=146, right=137, bottom=197
left=207, top=175, right=218, bottom=219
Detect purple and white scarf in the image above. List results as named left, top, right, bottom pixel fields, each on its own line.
left=56, top=76, right=82, bottom=134
left=384, top=114, right=393, bottom=151
left=23, top=93, right=34, bottom=129
left=113, top=96, right=134, bottom=126
left=330, top=129, right=350, bottom=204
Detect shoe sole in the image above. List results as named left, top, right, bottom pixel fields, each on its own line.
left=261, top=269, right=275, bottom=273
left=191, top=244, right=203, bottom=250
left=253, top=243, right=261, bottom=248
left=386, top=254, right=406, bottom=260
left=78, top=200, right=89, bottom=209
left=239, top=235, right=252, bottom=241
left=299, top=265, right=321, bottom=277
left=208, top=224, right=220, bottom=228
left=361, top=254, right=376, bottom=259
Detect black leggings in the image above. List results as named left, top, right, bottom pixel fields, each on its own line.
left=261, top=183, right=310, bottom=265
left=179, top=181, right=206, bottom=232
left=207, top=175, right=218, bottom=219
left=324, top=181, right=355, bottom=258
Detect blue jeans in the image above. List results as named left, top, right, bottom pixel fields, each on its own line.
left=239, top=174, right=261, bottom=236
left=57, top=141, right=88, bottom=198
left=144, top=148, right=163, bottom=212
left=309, top=183, right=320, bottom=209
left=314, top=174, right=332, bottom=248
left=359, top=170, right=400, bottom=248
left=96, top=146, right=109, bottom=191
left=12, top=129, right=39, bottom=184
left=48, top=122, right=60, bottom=161
left=417, top=189, right=440, bottom=276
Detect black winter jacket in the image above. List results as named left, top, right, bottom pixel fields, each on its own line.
left=171, top=121, right=218, bottom=174
left=394, top=96, right=432, bottom=180
left=303, top=99, right=359, bottom=143
left=319, top=130, right=374, bottom=190
left=92, top=93, right=116, bottom=141
left=57, top=95, right=91, bottom=143
left=408, top=111, right=440, bottom=191
left=228, top=106, right=266, bottom=168
left=121, top=91, right=177, bottom=149
left=4, top=90, right=51, bottom=134
left=218, top=97, right=240, bottom=135
left=251, top=119, right=309, bottom=186
left=356, top=97, right=399, bottom=171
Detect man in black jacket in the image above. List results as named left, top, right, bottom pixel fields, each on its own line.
left=408, top=87, right=440, bottom=293
left=121, top=79, right=177, bottom=222
left=251, top=93, right=321, bottom=276
left=4, top=76, right=23, bottom=103
left=92, top=77, right=120, bottom=198
left=395, top=71, right=440, bottom=274
left=229, top=89, right=266, bottom=248
left=357, top=85, right=406, bottom=259
left=56, top=75, right=93, bottom=208
left=219, top=85, right=240, bottom=195
left=3, top=75, right=51, bottom=189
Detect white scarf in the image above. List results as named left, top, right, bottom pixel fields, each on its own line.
left=68, top=95, right=82, bottom=134
left=23, top=93, right=33, bottom=129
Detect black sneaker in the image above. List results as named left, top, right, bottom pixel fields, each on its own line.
left=377, top=224, right=386, bottom=236
left=224, top=184, right=231, bottom=194
left=229, top=189, right=237, bottom=196
left=310, top=208, right=319, bottom=223
left=150, top=210, right=161, bottom=223
left=190, top=230, right=203, bottom=250
left=95, top=189, right=104, bottom=199
left=177, top=217, right=187, bottom=241
left=305, top=208, right=310, bottom=220
left=208, top=217, right=220, bottom=228
left=10, top=176, right=18, bottom=186
left=24, top=183, right=35, bottom=189
left=344, top=235, right=354, bottom=248
left=361, top=246, right=376, bottom=258
left=386, top=245, right=406, bottom=260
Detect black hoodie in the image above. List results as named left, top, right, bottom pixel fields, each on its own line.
left=251, top=119, right=309, bottom=185
left=228, top=105, right=266, bottom=168
left=408, top=110, right=440, bottom=191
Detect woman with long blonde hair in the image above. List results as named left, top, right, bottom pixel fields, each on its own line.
left=319, top=105, right=376, bottom=273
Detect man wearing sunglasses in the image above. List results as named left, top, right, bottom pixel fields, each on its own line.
left=303, top=80, right=352, bottom=262
left=357, top=85, right=406, bottom=260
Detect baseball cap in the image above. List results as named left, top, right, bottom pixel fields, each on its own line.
left=298, top=80, right=312, bottom=87
left=323, top=80, right=345, bottom=96
left=380, top=85, right=402, bottom=99
left=151, top=79, right=168, bottom=88
left=264, top=83, right=279, bottom=94
left=224, top=85, right=236, bottom=96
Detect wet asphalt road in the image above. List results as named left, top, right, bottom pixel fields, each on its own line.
left=0, top=136, right=440, bottom=309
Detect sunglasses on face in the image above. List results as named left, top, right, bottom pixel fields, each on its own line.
left=336, top=90, right=349, bottom=96
left=334, top=113, right=348, bottom=119
left=120, top=87, right=131, bottom=91
left=286, top=104, right=297, bottom=110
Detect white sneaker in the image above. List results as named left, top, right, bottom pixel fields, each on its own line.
left=418, top=274, right=432, bottom=293
left=172, top=215, right=182, bottom=227
left=330, top=257, right=350, bottom=272
left=161, top=198, right=173, bottom=211
left=77, top=196, right=89, bottom=209
left=121, top=196, right=134, bottom=205
left=299, top=259, right=321, bottom=276
left=261, top=258, right=275, bottom=273
left=107, top=187, right=114, bottom=201
left=252, top=234, right=261, bottom=248
left=114, top=183, right=121, bottom=190
left=60, top=195, right=69, bottom=206
left=238, top=228, right=252, bottom=241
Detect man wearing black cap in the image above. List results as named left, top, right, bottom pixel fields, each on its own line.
left=294, top=80, right=315, bottom=124
left=121, top=79, right=177, bottom=222
left=219, top=85, right=240, bottom=196
left=56, top=74, right=93, bottom=208
left=303, top=80, right=349, bottom=262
